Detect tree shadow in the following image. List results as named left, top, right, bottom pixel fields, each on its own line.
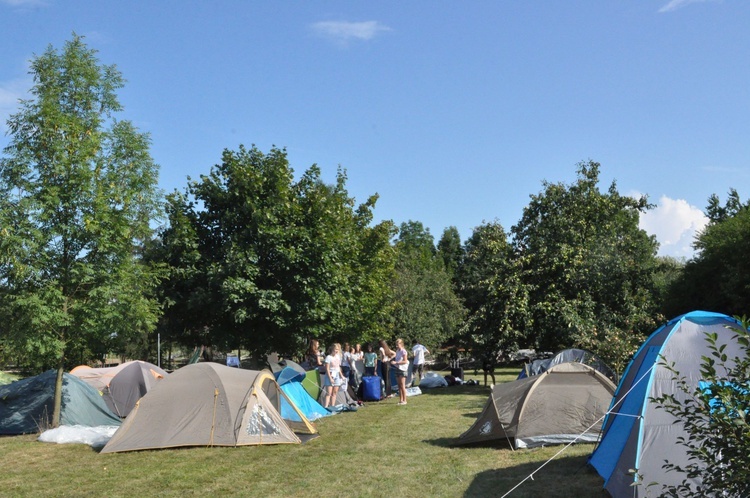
left=418, top=385, right=489, bottom=396
left=462, top=454, right=608, bottom=497
left=424, top=436, right=513, bottom=450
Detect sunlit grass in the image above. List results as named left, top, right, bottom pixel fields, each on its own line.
left=0, top=368, right=606, bottom=497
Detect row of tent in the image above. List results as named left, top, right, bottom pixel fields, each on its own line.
left=456, top=310, right=747, bottom=497
left=2, top=310, right=745, bottom=495
left=1, top=358, right=336, bottom=450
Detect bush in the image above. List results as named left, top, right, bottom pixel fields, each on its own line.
left=652, top=316, right=750, bottom=497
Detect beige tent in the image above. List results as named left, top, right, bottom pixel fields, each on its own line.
left=101, top=363, right=317, bottom=453
left=457, top=362, right=615, bottom=449
left=71, top=360, right=168, bottom=417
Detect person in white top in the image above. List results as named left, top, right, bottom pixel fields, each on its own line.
left=392, top=338, right=409, bottom=405
left=411, top=339, right=430, bottom=381
left=323, top=343, right=343, bottom=409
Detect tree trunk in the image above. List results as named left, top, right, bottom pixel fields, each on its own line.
left=52, top=357, right=65, bottom=428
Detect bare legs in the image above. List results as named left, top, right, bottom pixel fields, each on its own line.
left=397, top=375, right=407, bottom=404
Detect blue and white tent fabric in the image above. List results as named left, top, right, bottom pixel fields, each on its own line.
left=271, top=360, right=331, bottom=421
left=589, top=311, right=747, bottom=497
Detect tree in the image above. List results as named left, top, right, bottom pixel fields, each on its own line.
left=0, top=35, right=162, bottom=426
left=652, top=316, right=750, bottom=497
left=154, top=145, right=396, bottom=360
left=510, top=161, right=659, bottom=372
left=437, top=226, right=463, bottom=279
left=663, top=190, right=750, bottom=317
left=386, top=221, right=465, bottom=349
left=456, top=221, right=529, bottom=363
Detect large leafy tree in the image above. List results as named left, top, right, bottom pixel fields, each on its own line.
left=510, top=161, right=659, bottom=373
left=663, top=189, right=750, bottom=317
left=154, top=145, right=395, bottom=360
left=386, top=221, right=465, bottom=349
left=437, top=226, right=463, bottom=279
left=456, top=221, right=529, bottom=363
left=0, top=35, right=162, bottom=426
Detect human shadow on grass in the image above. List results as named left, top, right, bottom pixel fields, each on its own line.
left=462, top=453, right=607, bottom=498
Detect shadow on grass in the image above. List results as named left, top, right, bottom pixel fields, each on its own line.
left=463, top=454, right=607, bottom=498
left=423, top=436, right=513, bottom=450
left=418, top=386, right=489, bottom=396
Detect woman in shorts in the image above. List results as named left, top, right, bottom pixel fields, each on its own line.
left=392, top=338, right=409, bottom=405
left=323, top=343, right=343, bottom=409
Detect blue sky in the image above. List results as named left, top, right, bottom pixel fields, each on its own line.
left=1, top=1, right=748, bottom=258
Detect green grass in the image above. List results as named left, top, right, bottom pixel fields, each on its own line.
left=0, top=368, right=607, bottom=497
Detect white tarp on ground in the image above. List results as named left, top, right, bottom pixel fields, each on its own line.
left=418, top=372, right=448, bottom=388
left=38, top=425, right=119, bottom=449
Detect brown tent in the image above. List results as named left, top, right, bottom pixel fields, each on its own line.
left=457, top=362, right=615, bottom=449
left=101, top=363, right=317, bottom=453
left=71, top=360, right=168, bottom=417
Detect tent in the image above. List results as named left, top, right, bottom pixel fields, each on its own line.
left=270, top=359, right=331, bottom=421
left=589, top=311, right=747, bottom=497
left=317, top=378, right=359, bottom=409
left=518, top=348, right=616, bottom=382
left=101, top=362, right=317, bottom=453
left=302, top=369, right=322, bottom=400
left=457, top=362, right=615, bottom=449
left=0, top=370, right=121, bottom=435
left=70, top=360, right=168, bottom=417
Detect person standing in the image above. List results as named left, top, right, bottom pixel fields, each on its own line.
left=392, top=339, right=409, bottom=405
left=323, top=343, right=343, bottom=409
left=306, top=339, right=323, bottom=371
left=379, top=340, right=396, bottom=397
left=341, top=342, right=352, bottom=385
left=411, top=339, right=431, bottom=381
left=363, top=343, right=378, bottom=376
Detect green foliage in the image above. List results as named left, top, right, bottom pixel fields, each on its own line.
left=0, top=35, right=162, bottom=365
left=663, top=190, right=750, bottom=317
left=386, top=221, right=465, bottom=349
left=437, top=226, right=463, bottom=278
left=652, top=316, right=750, bottom=497
left=456, top=221, right=528, bottom=361
left=509, top=161, right=659, bottom=370
left=0, top=35, right=162, bottom=424
left=153, top=145, right=396, bottom=358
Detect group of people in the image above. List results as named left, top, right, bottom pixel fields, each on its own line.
left=305, top=338, right=431, bottom=408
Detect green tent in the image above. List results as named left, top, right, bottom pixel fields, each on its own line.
left=302, top=368, right=321, bottom=400
left=0, top=370, right=121, bottom=434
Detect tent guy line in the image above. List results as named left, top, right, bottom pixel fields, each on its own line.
left=499, top=361, right=657, bottom=497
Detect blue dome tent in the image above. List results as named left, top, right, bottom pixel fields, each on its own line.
left=589, top=311, right=747, bottom=497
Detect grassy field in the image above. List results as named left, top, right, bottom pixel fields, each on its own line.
left=0, top=368, right=607, bottom=497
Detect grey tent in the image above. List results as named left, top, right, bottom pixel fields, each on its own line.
left=589, top=311, right=747, bottom=497
left=0, top=370, right=121, bottom=435
left=70, top=360, right=168, bottom=417
left=457, top=362, right=616, bottom=449
left=101, top=362, right=317, bottom=453
left=518, top=348, right=616, bottom=383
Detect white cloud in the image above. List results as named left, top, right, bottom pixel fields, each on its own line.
left=640, top=195, right=708, bottom=258
left=658, top=0, right=721, bottom=13
left=311, top=20, right=392, bottom=43
left=1, top=0, right=48, bottom=7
